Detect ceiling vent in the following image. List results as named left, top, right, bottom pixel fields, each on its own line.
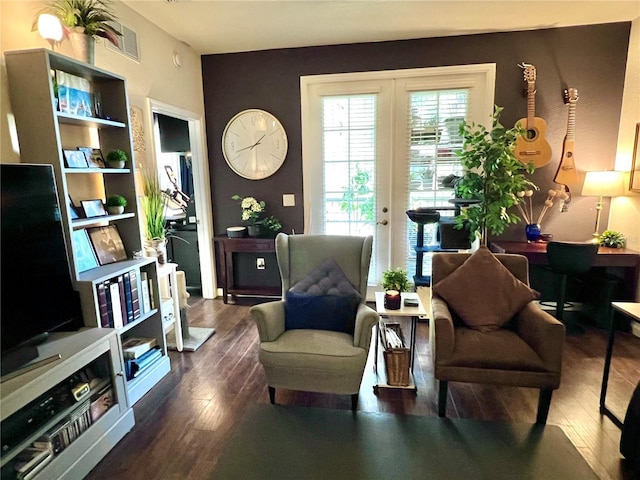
left=106, top=21, right=139, bottom=62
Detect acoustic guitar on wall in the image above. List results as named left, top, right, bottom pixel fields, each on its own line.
left=514, top=63, right=552, bottom=167
left=553, top=88, right=580, bottom=185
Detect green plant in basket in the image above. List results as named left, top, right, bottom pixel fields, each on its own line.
left=599, top=230, right=625, bottom=248
left=381, top=268, right=411, bottom=292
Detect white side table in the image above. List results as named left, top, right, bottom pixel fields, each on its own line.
left=373, top=291, right=427, bottom=394
left=157, top=262, right=182, bottom=352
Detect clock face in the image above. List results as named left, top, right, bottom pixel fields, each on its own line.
left=222, top=109, right=288, bottom=180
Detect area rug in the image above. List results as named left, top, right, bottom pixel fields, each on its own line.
left=213, top=404, right=598, bottom=479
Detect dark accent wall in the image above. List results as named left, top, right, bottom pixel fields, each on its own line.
left=202, top=23, right=630, bottom=282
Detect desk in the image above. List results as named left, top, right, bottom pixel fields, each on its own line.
left=214, top=236, right=281, bottom=303
left=490, top=241, right=640, bottom=300
left=157, top=262, right=182, bottom=352
left=373, top=291, right=426, bottom=394
left=600, top=302, right=640, bottom=428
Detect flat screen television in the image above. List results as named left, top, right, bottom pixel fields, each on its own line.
left=1, top=164, right=83, bottom=376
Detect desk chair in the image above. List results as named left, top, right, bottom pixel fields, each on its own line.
left=545, top=241, right=599, bottom=331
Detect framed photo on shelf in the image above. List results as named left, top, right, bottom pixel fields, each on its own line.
left=72, top=229, right=99, bottom=272
left=81, top=199, right=107, bottom=218
left=68, top=195, right=83, bottom=220
left=78, top=147, right=105, bottom=168
left=63, top=149, right=89, bottom=168
left=630, top=123, right=640, bottom=192
left=87, top=225, right=127, bottom=265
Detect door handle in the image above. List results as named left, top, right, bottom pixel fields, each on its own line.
left=376, top=220, right=388, bottom=226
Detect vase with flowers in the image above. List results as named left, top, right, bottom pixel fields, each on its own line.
left=515, top=188, right=570, bottom=242
left=232, top=195, right=264, bottom=236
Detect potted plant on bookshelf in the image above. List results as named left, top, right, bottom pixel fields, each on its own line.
left=140, top=170, right=168, bottom=263
left=35, top=0, right=122, bottom=65
left=381, top=267, right=410, bottom=310
left=106, top=149, right=128, bottom=169
left=105, top=194, right=127, bottom=215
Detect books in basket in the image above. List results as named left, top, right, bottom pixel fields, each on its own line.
left=122, top=337, right=157, bottom=360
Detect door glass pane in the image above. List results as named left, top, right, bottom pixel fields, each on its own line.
left=405, top=89, right=468, bottom=278
left=321, top=94, right=377, bottom=280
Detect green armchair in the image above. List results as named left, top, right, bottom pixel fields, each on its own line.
left=250, top=233, right=378, bottom=410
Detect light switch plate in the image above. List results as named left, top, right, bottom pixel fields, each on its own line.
left=283, top=194, right=295, bottom=207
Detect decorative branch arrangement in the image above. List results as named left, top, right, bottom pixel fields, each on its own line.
left=515, top=188, right=570, bottom=226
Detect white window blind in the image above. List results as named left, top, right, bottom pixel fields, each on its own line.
left=404, top=89, right=469, bottom=277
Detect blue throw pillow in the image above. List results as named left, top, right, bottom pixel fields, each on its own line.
left=284, top=290, right=360, bottom=333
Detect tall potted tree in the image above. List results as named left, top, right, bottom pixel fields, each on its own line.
left=141, top=170, right=168, bottom=263
left=455, top=106, right=536, bottom=246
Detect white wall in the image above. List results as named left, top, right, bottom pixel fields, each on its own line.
left=610, top=17, right=640, bottom=254
left=1, top=0, right=207, bottom=169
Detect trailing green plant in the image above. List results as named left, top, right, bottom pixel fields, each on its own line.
left=105, top=194, right=127, bottom=207
left=106, top=149, right=128, bottom=165
left=599, top=230, right=626, bottom=248
left=381, top=268, right=411, bottom=292
left=35, top=0, right=121, bottom=45
left=455, top=105, right=536, bottom=245
left=141, top=171, right=167, bottom=240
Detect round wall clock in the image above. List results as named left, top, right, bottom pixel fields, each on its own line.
left=222, top=109, right=288, bottom=180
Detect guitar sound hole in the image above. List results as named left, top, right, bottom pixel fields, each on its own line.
left=526, top=129, right=537, bottom=140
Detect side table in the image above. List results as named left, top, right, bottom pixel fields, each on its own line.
left=600, top=301, right=640, bottom=428
left=373, top=291, right=427, bottom=394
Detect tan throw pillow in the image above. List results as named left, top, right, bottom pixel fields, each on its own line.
left=432, top=247, right=539, bottom=332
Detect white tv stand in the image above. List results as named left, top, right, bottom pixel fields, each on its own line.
left=0, top=329, right=134, bottom=479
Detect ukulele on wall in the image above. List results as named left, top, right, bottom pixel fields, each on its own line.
left=514, top=63, right=552, bottom=167
left=553, top=88, right=580, bottom=185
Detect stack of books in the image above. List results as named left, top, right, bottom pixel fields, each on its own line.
left=122, top=337, right=162, bottom=380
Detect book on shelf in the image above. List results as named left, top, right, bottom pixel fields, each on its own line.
left=123, top=271, right=134, bottom=324
left=96, top=282, right=110, bottom=328
left=140, top=271, right=151, bottom=314
left=129, top=269, right=141, bottom=320
left=124, top=346, right=162, bottom=380
left=109, top=281, right=123, bottom=328
left=117, top=275, right=128, bottom=326
left=122, top=336, right=157, bottom=359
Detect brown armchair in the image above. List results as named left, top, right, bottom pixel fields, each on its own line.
left=430, top=249, right=566, bottom=424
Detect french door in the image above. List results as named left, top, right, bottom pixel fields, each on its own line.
left=301, top=65, right=495, bottom=293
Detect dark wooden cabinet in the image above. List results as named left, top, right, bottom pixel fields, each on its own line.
left=215, top=236, right=281, bottom=303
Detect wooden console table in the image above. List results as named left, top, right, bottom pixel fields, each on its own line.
left=214, top=236, right=281, bottom=304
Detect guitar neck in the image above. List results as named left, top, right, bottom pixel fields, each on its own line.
left=566, top=102, right=576, bottom=141
left=526, top=83, right=536, bottom=126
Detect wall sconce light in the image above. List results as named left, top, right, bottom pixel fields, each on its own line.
left=581, top=170, right=625, bottom=242
left=37, top=14, right=63, bottom=50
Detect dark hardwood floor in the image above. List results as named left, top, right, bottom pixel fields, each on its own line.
left=87, top=296, right=640, bottom=480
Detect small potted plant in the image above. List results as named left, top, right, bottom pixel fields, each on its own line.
left=599, top=230, right=626, bottom=248
left=105, top=194, right=127, bottom=215
left=381, top=267, right=411, bottom=310
left=259, top=215, right=282, bottom=238
left=106, top=149, right=128, bottom=169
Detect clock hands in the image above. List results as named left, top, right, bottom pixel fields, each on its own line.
left=236, top=135, right=266, bottom=153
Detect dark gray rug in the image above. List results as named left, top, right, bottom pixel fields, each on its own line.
left=214, top=404, right=598, bottom=479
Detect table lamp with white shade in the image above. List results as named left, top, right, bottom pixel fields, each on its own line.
left=581, top=170, right=625, bottom=243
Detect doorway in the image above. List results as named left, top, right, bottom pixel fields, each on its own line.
left=146, top=99, right=216, bottom=299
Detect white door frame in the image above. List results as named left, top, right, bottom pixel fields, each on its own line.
left=146, top=98, right=216, bottom=299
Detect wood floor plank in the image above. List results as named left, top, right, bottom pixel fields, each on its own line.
left=86, top=296, right=640, bottom=480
